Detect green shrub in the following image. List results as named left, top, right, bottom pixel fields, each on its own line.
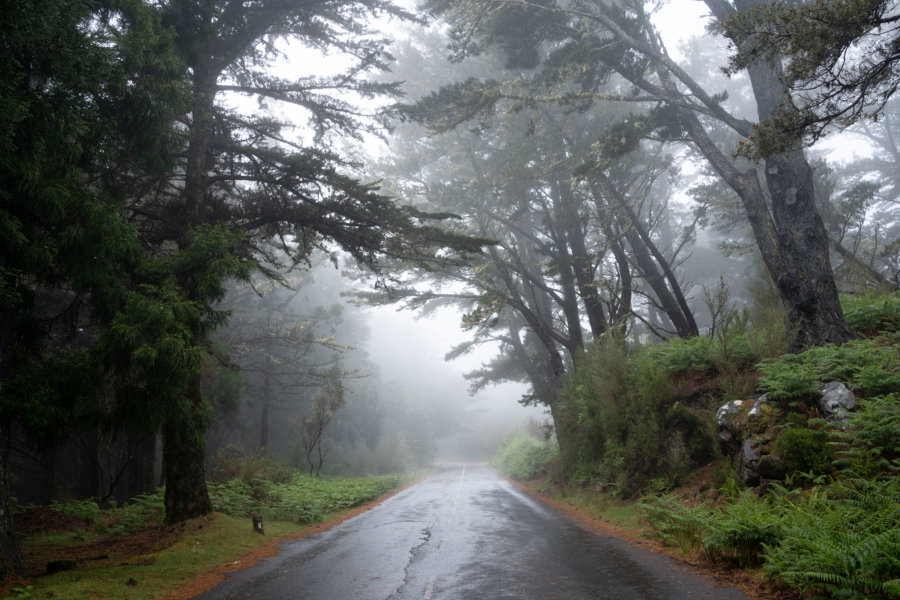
left=641, top=496, right=710, bottom=554
left=492, top=431, right=558, bottom=481
left=209, top=479, right=257, bottom=517
left=833, top=394, right=900, bottom=477
left=842, top=292, right=900, bottom=335
left=757, top=336, right=900, bottom=404
left=212, top=445, right=294, bottom=484
left=773, top=426, right=834, bottom=480
left=209, top=472, right=405, bottom=522
left=763, top=478, right=900, bottom=599
left=758, top=355, right=821, bottom=403
left=49, top=498, right=101, bottom=522
left=702, top=491, right=784, bottom=568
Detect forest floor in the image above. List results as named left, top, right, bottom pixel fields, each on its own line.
left=508, top=466, right=804, bottom=600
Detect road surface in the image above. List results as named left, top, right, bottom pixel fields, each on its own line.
left=193, top=464, right=750, bottom=599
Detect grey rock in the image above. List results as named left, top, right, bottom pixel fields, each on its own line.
left=758, top=453, right=786, bottom=480
left=748, top=394, right=769, bottom=419
left=716, top=400, right=745, bottom=455
left=819, top=381, right=858, bottom=424
left=737, top=439, right=760, bottom=486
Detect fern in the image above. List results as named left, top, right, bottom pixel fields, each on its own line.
left=764, top=478, right=900, bottom=599
left=640, top=497, right=710, bottom=554
left=702, top=491, right=784, bottom=567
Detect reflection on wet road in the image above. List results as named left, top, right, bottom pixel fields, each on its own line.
left=193, top=464, right=750, bottom=599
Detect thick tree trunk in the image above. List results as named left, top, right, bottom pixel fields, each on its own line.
left=161, top=68, right=218, bottom=526
left=0, top=416, right=25, bottom=578
left=680, top=100, right=852, bottom=350
left=760, top=151, right=853, bottom=350
left=0, top=274, right=25, bottom=576
left=689, top=0, right=855, bottom=351
left=163, top=374, right=213, bottom=525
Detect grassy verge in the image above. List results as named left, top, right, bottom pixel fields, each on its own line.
left=8, top=514, right=305, bottom=600
left=4, top=471, right=426, bottom=600
left=550, top=489, right=645, bottom=534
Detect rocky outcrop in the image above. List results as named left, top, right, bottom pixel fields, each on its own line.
left=715, top=383, right=858, bottom=487
left=715, top=399, right=744, bottom=455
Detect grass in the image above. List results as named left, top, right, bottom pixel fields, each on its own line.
left=11, top=514, right=307, bottom=600
left=5, top=472, right=423, bottom=600
left=553, top=488, right=646, bottom=533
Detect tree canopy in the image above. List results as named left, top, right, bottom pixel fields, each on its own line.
left=723, top=0, right=900, bottom=155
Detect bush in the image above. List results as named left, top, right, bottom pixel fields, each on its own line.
left=763, top=478, right=900, bottom=599
left=842, top=292, right=900, bottom=335
left=49, top=498, right=101, bottom=522
left=641, top=496, right=710, bottom=554
left=209, top=473, right=405, bottom=523
left=212, top=445, right=294, bottom=484
left=702, top=492, right=784, bottom=567
left=757, top=336, right=900, bottom=405
left=773, top=426, right=834, bottom=480
left=492, top=431, right=557, bottom=481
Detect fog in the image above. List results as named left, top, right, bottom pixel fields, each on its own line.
left=363, top=303, right=546, bottom=461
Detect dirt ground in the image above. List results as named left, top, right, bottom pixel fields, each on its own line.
left=15, top=507, right=175, bottom=577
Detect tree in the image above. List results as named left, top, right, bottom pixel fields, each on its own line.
left=813, top=96, right=900, bottom=291
left=362, top=32, right=707, bottom=453
left=723, top=0, right=900, bottom=155
left=298, top=368, right=345, bottom=477
left=121, top=0, right=487, bottom=525
left=421, top=0, right=854, bottom=351
left=214, top=268, right=351, bottom=451
left=0, top=0, right=185, bottom=575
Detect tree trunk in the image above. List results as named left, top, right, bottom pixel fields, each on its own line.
left=163, top=374, right=213, bottom=525
left=260, top=372, right=270, bottom=449
left=554, top=177, right=609, bottom=337
left=161, top=68, right=218, bottom=526
left=590, top=180, right=698, bottom=338
left=0, top=416, right=25, bottom=578
left=693, top=0, right=855, bottom=351
left=0, top=271, right=25, bottom=577
left=760, top=151, right=853, bottom=350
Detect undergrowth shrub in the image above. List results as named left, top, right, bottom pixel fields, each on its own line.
left=561, top=334, right=728, bottom=497
left=773, top=426, right=834, bottom=479
left=702, top=491, right=784, bottom=567
left=628, top=293, right=900, bottom=598
left=833, top=394, right=900, bottom=477
left=49, top=498, right=101, bottom=522
left=763, top=478, right=900, bottom=599
left=492, top=431, right=558, bottom=481
left=640, top=496, right=709, bottom=554
left=212, top=445, right=294, bottom=484
left=208, top=473, right=403, bottom=522
left=842, top=292, right=900, bottom=335
left=758, top=336, right=900, bottom=406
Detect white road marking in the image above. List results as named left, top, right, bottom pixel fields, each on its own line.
left=455, top=464, right=466, bottom=504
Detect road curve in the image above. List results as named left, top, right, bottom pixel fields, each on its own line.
left=192, top=464, right=750, bottom=599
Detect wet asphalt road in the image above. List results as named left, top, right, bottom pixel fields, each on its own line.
left=193, top=464, right=750, bottom=600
